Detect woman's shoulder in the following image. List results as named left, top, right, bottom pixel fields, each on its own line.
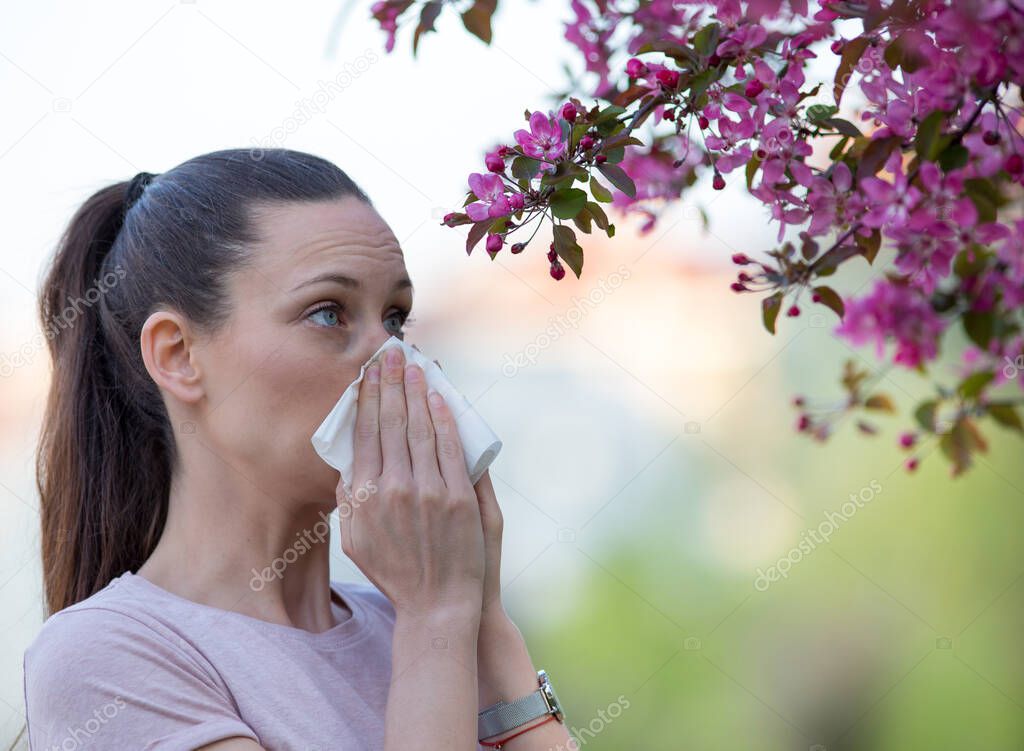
left=24, top=575, right=255, bottom=750
left=28, top=575, right=169, bottom=654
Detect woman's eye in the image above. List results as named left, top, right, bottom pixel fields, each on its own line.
left=307, top=305, right=342, bottom=328
left=384, top=310, right=412, bottom=336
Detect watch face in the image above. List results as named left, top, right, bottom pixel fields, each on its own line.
left=542, top=680, right=563, bottom=721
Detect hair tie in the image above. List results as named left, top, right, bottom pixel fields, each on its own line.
left=124, top=171, right=158, bottom=215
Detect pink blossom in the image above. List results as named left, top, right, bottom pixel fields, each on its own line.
left=836, top=280, right=946, bottom=368
left=465, top=173, right=511, bottom=222
left=514, top=111, right=567, bottom=166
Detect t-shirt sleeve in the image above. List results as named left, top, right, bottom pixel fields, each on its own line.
left=24, top=606, right=260, bottom=751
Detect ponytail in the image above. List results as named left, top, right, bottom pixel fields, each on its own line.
left=36, top=180, right=170, bottom=615
left=35, top=148, right=370, bottom=615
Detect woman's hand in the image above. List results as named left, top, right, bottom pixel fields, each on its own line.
left=413, top=346, right=505, bottom=618
left=337, top=345, right=485, bottom=619
left=473, top=469, right=505, bottom=618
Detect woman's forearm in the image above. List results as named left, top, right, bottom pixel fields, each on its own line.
left=384, top=604, right=482, bottom=750
left=477, top=610, right=577, bottom=750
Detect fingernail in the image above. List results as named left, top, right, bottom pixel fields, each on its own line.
left=366, top=364, right=381, bottom=384
left=405, top=364, right=421, bottom=382
left=428, top=390, right=443, bottom=408
left=385, top=347, right=402, bottom=367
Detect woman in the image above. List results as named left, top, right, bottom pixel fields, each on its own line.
left=24, top=148, right=574, bottom=750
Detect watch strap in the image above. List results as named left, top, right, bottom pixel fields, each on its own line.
left=477, top=689, right=550, bottom=740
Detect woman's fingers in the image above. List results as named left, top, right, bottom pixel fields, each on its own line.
left=426, top=390, right=474, bottom=495
left=378, top=346, right=412, bottom=482
left=353, top=361, right=383, bottom=481
left=403, top=363, right=443, bottom=486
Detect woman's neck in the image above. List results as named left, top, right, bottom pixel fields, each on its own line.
left=136, top=466, right=346, bottom=634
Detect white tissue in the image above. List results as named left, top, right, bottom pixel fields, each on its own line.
left=311, top=336, right=502, bottom=495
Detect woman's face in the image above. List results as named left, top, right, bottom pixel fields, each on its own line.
left=191, top=195, right=414, bottom=509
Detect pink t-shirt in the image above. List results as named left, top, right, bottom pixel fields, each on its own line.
left=23, top=571, right=398, bottom=750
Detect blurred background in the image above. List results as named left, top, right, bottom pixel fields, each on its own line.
left=2, top=2, right=1022, bottom=749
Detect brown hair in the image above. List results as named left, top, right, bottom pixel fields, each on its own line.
left=35, top=147, right=370, bottom=615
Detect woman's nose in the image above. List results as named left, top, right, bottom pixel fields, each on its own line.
left=357, top=329, right=401, bottom=369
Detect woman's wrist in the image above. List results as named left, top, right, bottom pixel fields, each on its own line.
left=477, top=609, right=539, bottom=709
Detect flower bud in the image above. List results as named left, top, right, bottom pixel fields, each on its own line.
left=580, top=135, right=595, bottom=150
left=712, top=173, right=726, bottom=190
left=550, top=261, right=566, bottom=280
left=510, top=192, right=525, bottom=210
left=511, top=242, right=526, bottom=254
left=485, top=153, right=505, bottom=173
left=595, top=153, right=607, bottom=163
left=486, top=234, right=503, bottom=253
left=560, top=102, right=578, bottom=122
left=625, top=58, right=648, bottom=79
left=655, top=69, right=680, bottom=89
left=732, top=253, right=751, bottom=264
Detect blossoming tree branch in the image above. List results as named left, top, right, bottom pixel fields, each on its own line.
left=369, top=0, right=1024, bottom=477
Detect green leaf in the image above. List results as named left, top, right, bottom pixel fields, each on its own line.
left=807, top=104, right=839, bottom=122
left=745, top=154, right=761, bottom=190
left=412, top=2, right=443, bottom=56
left=572, top=206, right=593, bottom=234
left=915, top=400, right=938, bottom=432
left=834, top=36, right=870, bottom=106
left=812, top=285, right=845, bottom=319
left=461, top=0, right=497, bottom=44
left=914, top=110, right=947, bottom=162
left=857, top=135, right=901, bottom=181
left=590, top=175, right=613, bottom=203
left=829, top=136, right=850, bottom=161
left=586, top=201, right=609, bottom=230
left=549, top=188, right=588, bottom=219
left=856, top=229, right=882, bottom=264
left=988, top=403, right=1024, bottom=432
left=603, top=146, right=625, bottom=164
left=466, top=220, right=490, bottom=256
left=635, top=40, right=697, bottom=66
left=864, top=393, right=896, bottom=412
left=762, top=292, right=783, bottom=335
left=511, top=156, right=540, bottom=181
left=552, top=224, right=584, bottom=278
left=591, top=104, right=627, bottom=125
left=541, top=161, right=588, bottom=188
left=957, top=371, right=995, bottom=400
left=963, top=311, right=994, bottom=349
left=939, top=419, right=974, bottom=476
left=596, top=163, right=636, bottom=199
left=822, top=117, right=862, bottom=138
left=964, top=178, right=1002, bottom=222
left=692, top=22, right=720, bottom=57
left=938, top=143, right=969, bottom=171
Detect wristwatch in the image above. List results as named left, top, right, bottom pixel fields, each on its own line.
left=477, top=669, right=564, bottom=741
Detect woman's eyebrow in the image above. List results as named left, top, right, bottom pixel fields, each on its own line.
left=289, top=272, right=414, bottom=294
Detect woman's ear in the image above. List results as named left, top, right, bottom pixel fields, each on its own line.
left=139, top=309, right=205, bottom=405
